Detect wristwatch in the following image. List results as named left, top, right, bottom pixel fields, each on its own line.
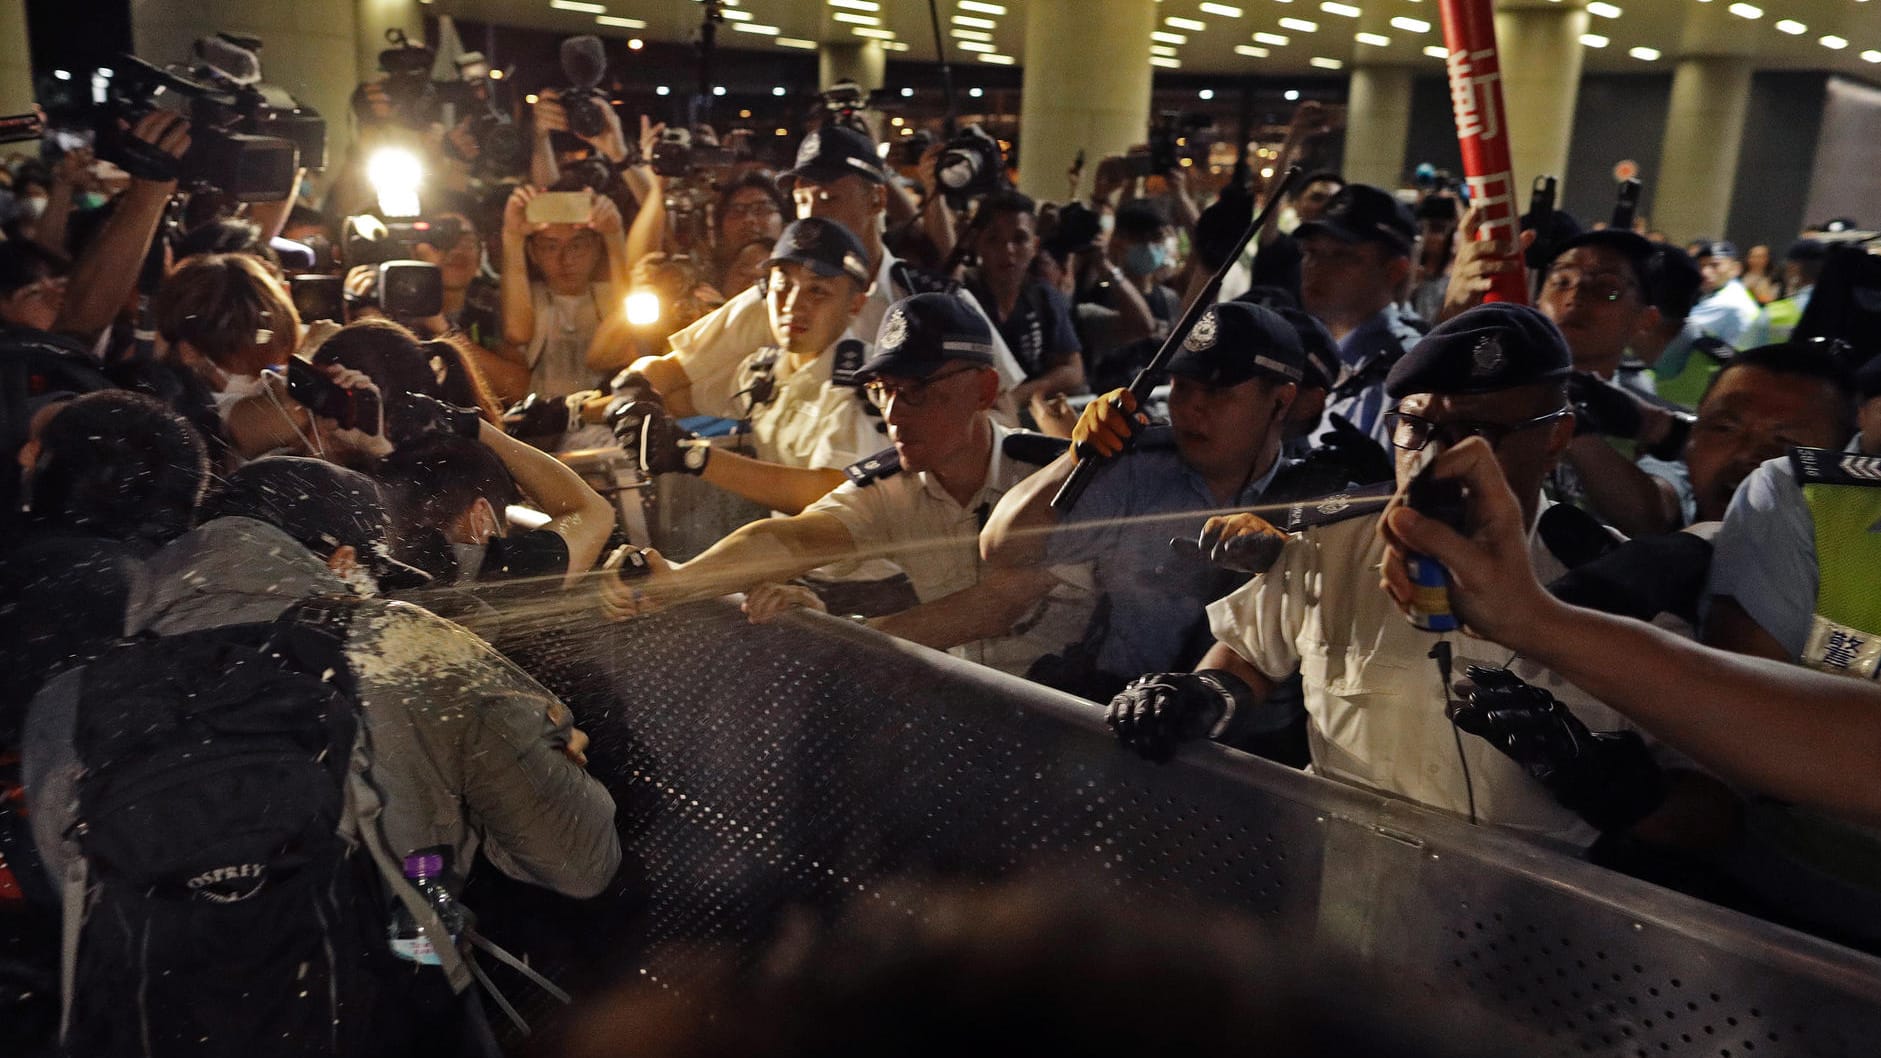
left=682, top=442, right=711, bottom=475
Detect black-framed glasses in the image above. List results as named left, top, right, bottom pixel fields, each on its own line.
left=1541, top=270, right=1636, bottom=304
left=862, top=365, right=982, bottom=410
left=1384, top=408, right=1573, bottom=452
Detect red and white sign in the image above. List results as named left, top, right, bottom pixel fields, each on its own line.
left=1438, top=0, right=1528, bottom=305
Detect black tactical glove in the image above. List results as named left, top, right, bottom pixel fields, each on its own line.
left=406, top=392, right=485, bottom=440
left=1311, top=413, right=1394, bottom=486
left=503, top=393, right=576, bottom=438
left=609, top=400, right=704, bottom=476
left=1194, top=514, right=1288, bottom=574
left=1449, top=665, right=1668, bottom=833
left=609, top=369, right=662, bottom=407
left=1567, top=371, right=1645, bottom=439
left=1106, top=669, right=1252, bottom=762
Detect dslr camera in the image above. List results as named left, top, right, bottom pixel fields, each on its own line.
left=934, top=124, right=1006, bottom=210
left=338, top=214, right=446, bottom=319
left=557, top=35, right=613, bottom=141
left=650, top=127, right=737, bottom=179
left=356, top=31, right=525, bottom=175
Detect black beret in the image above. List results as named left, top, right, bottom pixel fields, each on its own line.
left=1386, top=302, right=1571, bottom=399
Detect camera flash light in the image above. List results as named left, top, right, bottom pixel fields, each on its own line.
left=626, top=291, right=662, bottom=327
left=367, top=148, right=423, bottom=218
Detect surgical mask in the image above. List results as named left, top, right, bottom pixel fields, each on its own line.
left=1124, top=242, right=1168, bottom=278
left=212, top=373, right=267, bottom=419
left=451, top=542, right=487, bottom=584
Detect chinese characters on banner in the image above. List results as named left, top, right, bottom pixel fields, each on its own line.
left=1438, top=0, right=1528, bottom=304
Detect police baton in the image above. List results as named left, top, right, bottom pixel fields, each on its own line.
left=1051, top=165, right=1302, bottom=513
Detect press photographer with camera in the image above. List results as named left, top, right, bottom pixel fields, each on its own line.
left=622, top=130, right=786, bottom=307
left=958, top=190, right=1086, bottom=411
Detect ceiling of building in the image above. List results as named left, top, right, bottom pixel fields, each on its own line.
left=432, top=0, right=1881, bottom=79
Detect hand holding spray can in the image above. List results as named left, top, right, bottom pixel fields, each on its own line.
left=1403, top=445, right=1468, bottom=633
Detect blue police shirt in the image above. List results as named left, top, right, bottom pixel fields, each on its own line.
left=1044, top=425, right=1284, bottom=678
left=1706, top=455, right=1818, bottom=658
left=1319, top=302, right=1423, bottom=449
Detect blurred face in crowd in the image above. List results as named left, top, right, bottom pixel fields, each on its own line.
left=0, top=271, right=66, bottom=331
left=1539, top=247, right=1660, bottom=376
left=791, top=175, right=884, bottom=252
left=1166, top=374, right=1296, bottom=487
left=1699, top=253, right=1740, bottom=295
left=1299, top=234, right=1406, bottom=323
left=415, top=212, right=483, bottom=293
left=1294, top=179, right=1343, bottom=223
left=1108, top=223, right=1172, bottom=280
left=974, top=209, right=1039, bottom=286
left=766, top=261, right=866, bottom=357
left=1391, top=383, right=1574, bottom=523
left=1746, top=245, right=1771, bottom=275
left=527, top=223, right=603, bottom=296
left=722, top=240, right=773, bottom=299
left=869, top=363, right=998, bottom=475
left=719, top=186, right=784, bottom=250
left=1685, top=365, right=1850, bottom=522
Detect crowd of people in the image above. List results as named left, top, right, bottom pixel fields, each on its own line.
left=1, top=37, right=1879, bottom=1058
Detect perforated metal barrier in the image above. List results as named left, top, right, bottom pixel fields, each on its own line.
left=550, top=601, right=1881, bottom=1058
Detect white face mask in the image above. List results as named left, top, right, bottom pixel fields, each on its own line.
left=211, top=373, right=267, bottom=418
left=451, top=542, right=487, bottom=584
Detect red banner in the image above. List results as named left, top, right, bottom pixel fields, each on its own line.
left=1438, top=0, right=1528, bottom=304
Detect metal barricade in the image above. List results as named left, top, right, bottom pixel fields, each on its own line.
left=570, top=601, right=1881, bottom=1056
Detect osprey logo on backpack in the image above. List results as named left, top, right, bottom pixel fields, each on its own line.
left=185, top=862, right=269, bottom=903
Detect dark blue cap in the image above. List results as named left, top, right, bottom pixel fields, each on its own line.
left=780, top=125, right=888, bottom=190
left=1787, top=237, right=1829, bottom=263
left=1164, top=302, right=1305, bottom=386
left=1386, top=302, right=1571, bottom=399
left=857, top=292, right=996, bottom=379
left=1697, top=240, right=1739, bottom=261
left=765, top=218, right=872, bottom=286
left=1295, top=183, right=1416, bottom=255
left=1270, top=305, right=1339, bottom=391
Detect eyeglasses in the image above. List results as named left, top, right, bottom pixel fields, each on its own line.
left=723, top=201, right=781, bottom=219
left=1384, top=407, right=1573, bottom=452
left=862, top=365, right=982, bottom=410
left=1541, top=270, right=1636, bottom=304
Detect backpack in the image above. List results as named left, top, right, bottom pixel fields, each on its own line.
left=62, top=594, right=403, bottom=1058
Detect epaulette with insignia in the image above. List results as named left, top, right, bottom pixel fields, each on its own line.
left=1271, top=480, right=1396, bottom=534
left=1538, top=502, right=1621, bottom=571
left=844, top=446, right=903, bottom=487
left=1792, top=446, right=1881, bottom=488
left=829, top=338, right=869, bottom=388
left=1001, top=430, right=1071, bottom=466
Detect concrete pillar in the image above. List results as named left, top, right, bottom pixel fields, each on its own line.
left=818, top=42, right=886, bottom=94
left=1016, top=0, right=1156, bottom=202
left=1654, top=56, right=1753, bottom=243
left=0, top=0, right=33, bottom=116
left=1343, top=64, right=1414, bottom=189
left=1493, top=0, right=1589, bottom=197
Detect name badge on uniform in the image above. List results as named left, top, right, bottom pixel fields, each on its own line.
left=1803, top=616, right=1881, bottom=681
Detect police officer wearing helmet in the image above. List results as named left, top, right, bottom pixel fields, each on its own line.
left=598, top=292, right=1091, bottom=676
left=1108, top=304, right=1701, bottom=850
left=981, top=301, right=1304, bottom=702
left=615, top=125, right=1029, bottom=422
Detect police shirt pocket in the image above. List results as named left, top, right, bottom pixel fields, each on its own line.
left=1296, top=643, right=1419, bottom=783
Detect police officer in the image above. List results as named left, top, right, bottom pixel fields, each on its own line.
left=616, top=125, right=1028, bottom=420
left=1742, top=238, right=1827, bottom=347
left=980, top=302, right=1303, bottom=700
left=1106, top=304, right=1688, bottom=849
left=1688, top=241, right=1761, bottom=349
left=1295, top=183, right=1424, bottom=448
left=618, top=218, right=884, bottom=516
left=597, top=293, right=1091, bottom=675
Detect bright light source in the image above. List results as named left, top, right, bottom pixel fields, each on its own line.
left=773, top=85, right=787, bottom=96
left=1775, top=20, right=1806, bottom=34
left=958, top=0, right=1006, bottom=12
left=776, top=37, right=818, bottom=49
left=713, top=85, right=727, bottom=95
left=1152, top=31, right=1188, bottom=44
left=1166, top=16, right=1207, bottom=31
left=951, top=14, right=996, bottom=28
left=1284, top=89, right=1300, bottom=101
left=524, top=93, right=539, bottom=104
left=368, top=148, right=423, bottom=218
left=721, top=9, right=753, bottom=20
left=1580, top=34, right=1609, bottom=47
left=1423, top=45, right=1449, bottom=59
left=1278, top=18, right=1317, bottom=32
left=1198, top=88, right=1215, bottom=99
left=1151, top=56, right=1182, bottom=69
left=1727, top=3, right=1762, bottom=19
left=968, top=86, right=984, bottom=97
left=1234, top=44, right=1269, bottom=58
left=1628, top=46, right=1660, bottom=60
left=53, top=69, right=70, bottom=81
left=1320, top=1, right=1361, bottom=17
left=1254, top=32, right=1289, bottom=46
left=979, top=53, right=1015, bottom=65
left=627, top=38, right=644, bottom=49
left=1822, top=35, right=1850, bottom=50
left=1200, top=3, right=1244, bottom=17
left=1356, top=32, right=1390, bottom=46
left=1309, top=56, right=1344, bottom=69
left=1586, top=2, right=1622, bottom=18
left=833, top=12, right=879, bottom=24
left=900, top=87, right=914, bottom=97
left=1151, top=44, right=1177, bottom=56
left=853, top=27, right=896, bottom=39
left=733, top=23, right=780, bottom=35
left=655, top=85, right=671, bottom=95
left=625, top=291, right=662, bottom=327
left=899, top=126, right=913, bottom=136
left=594, top=3, right=643, bottom=14
left=957, top=41, right=995, bottom=52
left=1391, top=16, right=1431, bottom=33
left=96, top=67, right=114, bottom=77
left=890, top=116, right=904, bottom=127
left=549, top=0, right=606, bottom=12
left=952, top=29, right=993, bottom=41
left=827, top=0, right=878, bottom=10
left=1865, top=50, right=1881, bottom=63
left=1260, top=167, right=1275, bottom=179
left=884, top=41, right=911, bottom=51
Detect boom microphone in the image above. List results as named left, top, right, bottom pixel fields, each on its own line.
left=560, top=35, right=607, bottom=90
left=193, top=34, right=263, bottom=86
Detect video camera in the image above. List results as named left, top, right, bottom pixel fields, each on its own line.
left=338, top=214, right=446, bottom=319
left=820, top=80, right=877, bottom=138
left=650, top=126, right=737, bottom=179
left=355, top=30, right=525, bottom=175
left=88, top=36, right=325, bottom=202
left=558, top=35, right=614, bottom=142
left=934, top=124, right=1006, bottom=210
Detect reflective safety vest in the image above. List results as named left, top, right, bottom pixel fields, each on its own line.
left=1761, top=294, right=1806, bottom=345
left=1792, top=447, right=1881, bottom=679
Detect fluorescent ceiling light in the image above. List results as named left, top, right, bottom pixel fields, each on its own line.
left=549, top=0, right=606, bottom=13
left=958, top=1, right=1006, bottom=13
left=1279, top=17, right=1317, bottom=32
left=833, top=12, right=879, bottom=24
left=951, top=28, right=993, bottom=41
left=1864, top=50, right=1881, bottom=63
left=1580, top=33, right=1609, bottom=47
left=1151, top=56, right=1182, bottom=69
left=1822, top=35, right=1850, bottom=49
left=1150, top=44, right=1178, bottom=56
left=1423, top=44, right=1449, bottom=58
left=979, top=53, right=1015, bottom=65
left=1200, top=3, right=1244, bottom=17
left=883, top=40, right=910, bottom=51
left=828, top=0, right=878, bottom=9
left=1775, top=19, right=1806, bottom=34
left=1390, top=16, right=1431, bottom=33
left=595, top=15, right=645, bottom=28
left=1253, top=32, right=1289, bottom=46
left=1321, top=2, right=1361, bottom=17
left=951, top=14, right=996, bottom=28
left=1587, top=2, right=1622, bottom=17
left=733, top=23, right=779, bottom=35
left=721, top=9, right=752, bottom=20
left=1355, top=32, right=1390, bottom=47
left=1309, top=56, right=1344, bottom=69
left=1728, top=4, right=1762, bottom=19
left=1628, top=46, right=1660, bottom=60
left=776, top=37, right=818, bottom=49
left=1234, top=44, right=1269, bottom=57
left=956, top=40, right=995, bottom=52
left=852, top=27, right=895, bottom=39
left=1152, top=31, right=1188, bottom=43
left=1166, top=16, right=1207, bottom=31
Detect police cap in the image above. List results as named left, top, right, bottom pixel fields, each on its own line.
left=765, top=218, right=872, bottom=287
left=1295, top=183, right=1416, bottom=256
left=855, top=292, right=995, bottom=379
left=1164, top=302, right=1305, bottom=387
left=779, top=125, right=888, bottom=191
left=1385, top=302, right=1571, bottom=399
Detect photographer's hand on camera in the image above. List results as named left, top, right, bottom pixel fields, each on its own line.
left=1071, top=387, right=1147, bottom=461
left=1090, top=155, right=1131, bottom=211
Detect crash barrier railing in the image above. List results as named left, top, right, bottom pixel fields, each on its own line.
left=550, top=600, right=1881, bottom=1057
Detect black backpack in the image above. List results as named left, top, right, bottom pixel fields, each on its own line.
left=62, top=595, right=408, bottom=1058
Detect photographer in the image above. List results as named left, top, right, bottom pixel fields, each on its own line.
left=495, top=184, right=629, bottom=432
left=959, top=191, right=1086, bottom=411
left=623, top=124, right=786, bottom=299
left=528, top=87, right=637, bottom=201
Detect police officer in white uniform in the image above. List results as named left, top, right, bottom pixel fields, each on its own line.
left=614, top=126, right=1027, bottom=421
left=598, top=293, right=1091, bottom=675
left=1105, top=304, right=1693, bottom=851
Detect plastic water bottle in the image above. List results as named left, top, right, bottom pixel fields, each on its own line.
left=388, top=849, right=465, bottom=965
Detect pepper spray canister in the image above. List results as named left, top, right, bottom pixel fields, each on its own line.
left=1403, top=448, right=1468, bottom=633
